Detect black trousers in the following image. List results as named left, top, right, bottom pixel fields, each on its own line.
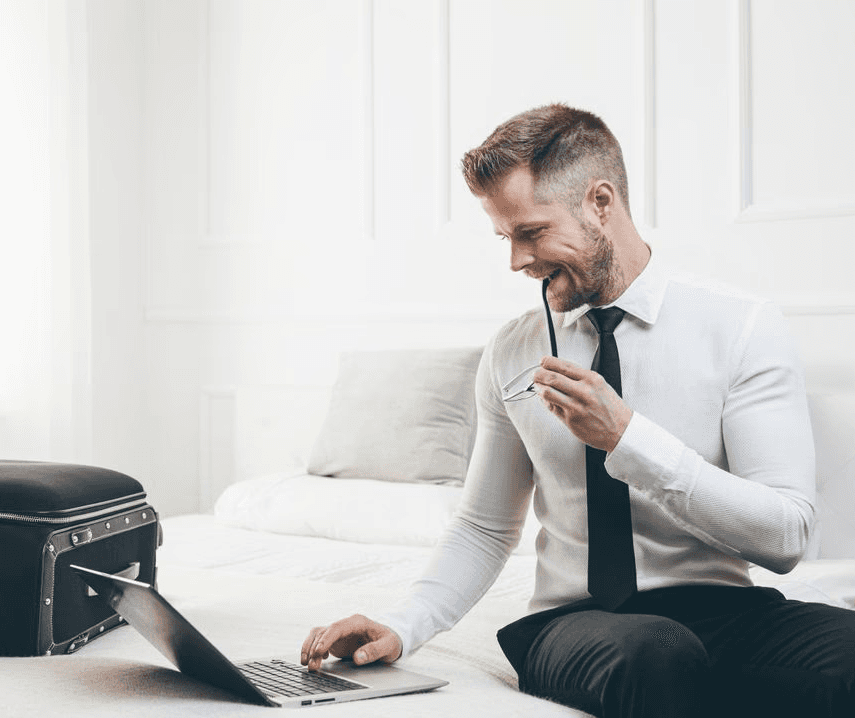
left=497, top=585, right=855, bottom=718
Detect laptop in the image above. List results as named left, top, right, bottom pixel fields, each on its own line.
left=71, top=564, right=448, bottom=707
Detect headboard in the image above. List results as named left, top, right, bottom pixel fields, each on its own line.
left=805, top=393, right=855, bottom=559
left=200, top=313, right=855, bottom=561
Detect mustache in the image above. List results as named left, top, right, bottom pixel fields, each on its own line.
left=524, top=267, right=561, bottom=281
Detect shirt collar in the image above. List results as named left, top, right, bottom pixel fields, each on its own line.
left=561, top=248, right=667, bottom=329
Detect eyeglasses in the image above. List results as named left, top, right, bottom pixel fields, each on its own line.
left=502, top=362, right=542, bottom=402
left=501, top=277, right=558, bottom=402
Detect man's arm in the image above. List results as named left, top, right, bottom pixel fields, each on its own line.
left=301, top=339, right=534, bottom=668
left=535, top=301, right=815, bottom=574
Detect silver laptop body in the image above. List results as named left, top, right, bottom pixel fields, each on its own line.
left=71, top=564, right=447, bottom=707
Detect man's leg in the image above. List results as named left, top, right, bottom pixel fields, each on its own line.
left=520, top=609, right=711, bottom=718
left=690, top=593, right=855, bottom=718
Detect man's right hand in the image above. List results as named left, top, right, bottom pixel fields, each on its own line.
left=300, top=614, right=403, bottom=672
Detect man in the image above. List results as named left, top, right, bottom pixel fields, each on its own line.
left=301, top=105, right=855, bottom=717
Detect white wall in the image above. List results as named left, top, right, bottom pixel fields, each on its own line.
left=5, top=1, right=853, bottom=516
left=85, top=0, right=151, bottom=491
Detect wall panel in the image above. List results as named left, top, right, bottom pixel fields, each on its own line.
left=146, top=0, right=370, bottom=320
left=373, top=0, right=449, bottom=240
left=743, top=0, right=855, bottom=220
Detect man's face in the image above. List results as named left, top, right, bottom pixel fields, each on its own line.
left=477, top=166, right=619, bottom=312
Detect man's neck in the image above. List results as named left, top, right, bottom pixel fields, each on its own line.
left=602, top=225, right=651, bottom=305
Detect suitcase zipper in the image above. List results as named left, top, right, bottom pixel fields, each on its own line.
left=0, top=498, right=149, bottom=525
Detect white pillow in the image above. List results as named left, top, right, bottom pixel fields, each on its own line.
left=215, top=474, right=463, bottom=546
left=307, top=347, right=483, bottom=485
left=214, top=473, right=540, bottom=554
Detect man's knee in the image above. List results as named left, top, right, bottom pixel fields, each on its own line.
left=622, top=616, right=709, bottom=671
left=523, top=614, right=710, bottom=717
left=605, top=617, right=710, bottom=699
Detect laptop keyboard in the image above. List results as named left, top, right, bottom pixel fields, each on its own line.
left=239, top=658, right=366, bottom=698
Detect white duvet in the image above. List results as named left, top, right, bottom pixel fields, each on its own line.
left=0, top=498, right=852, bottom=718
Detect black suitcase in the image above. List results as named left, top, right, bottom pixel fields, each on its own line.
left=0, top=461, right=160, bottom=656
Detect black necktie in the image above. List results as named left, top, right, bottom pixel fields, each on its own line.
left=586, top=307, right=637, bottom=610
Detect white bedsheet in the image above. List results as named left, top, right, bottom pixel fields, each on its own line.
left=1, top=514, right=852, bottom=718
left=160, top=514, right=855, bottom=609
left=0, top=567, right=576, bottom=718
left=159, top=514, right=538, bottom=600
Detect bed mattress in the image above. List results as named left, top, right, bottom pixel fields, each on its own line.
left=1, top=513, right=852, bottom=717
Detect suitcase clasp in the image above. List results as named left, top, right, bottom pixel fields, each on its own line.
left=71, top=528, right=93, bottom=546
left=67, top=632, right=90, bottom=652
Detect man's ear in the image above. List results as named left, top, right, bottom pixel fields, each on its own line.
left=584, top=180, right=615, bottom=227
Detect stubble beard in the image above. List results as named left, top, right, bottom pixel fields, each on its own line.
left=551, top=221, right=623, bottom=313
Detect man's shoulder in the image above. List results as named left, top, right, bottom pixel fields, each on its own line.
left=491, top=306, right=546, bottom=351
left=663, top=266, right=775, bottom=314
left=658, top=266, right=789, bottom=352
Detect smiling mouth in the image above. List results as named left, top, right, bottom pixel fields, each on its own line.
left=528, top=269, right=562, bottom=282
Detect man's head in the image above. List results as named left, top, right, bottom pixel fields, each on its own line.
left=461, top=105, right=647, bottom=312
left=460, top=104, right=630, bottom=218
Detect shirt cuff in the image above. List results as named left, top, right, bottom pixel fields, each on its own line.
left=370, top=606, right=427, bottom=661
left=605, top=411, right=688, bottom=494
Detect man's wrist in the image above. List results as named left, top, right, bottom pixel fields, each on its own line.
left=605, top=411, right=685, bottom=491
left=605, top=407, right=634, bottom=453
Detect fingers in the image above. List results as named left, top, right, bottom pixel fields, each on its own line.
left=353, top=631, right=403, bottom=666
left=301, top=626, right=331, bottom=672
left=300, top=615, right=403, bottom=672
left=533, top=356, right=600, bottom=400
left=539, top=355, right=588, bottom=379
left=532, top=356, right=631, bottom=453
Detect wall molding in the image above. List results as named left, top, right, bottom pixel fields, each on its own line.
left=736, top=202, right=855, bottom=223
left=630, top=0, right=658, bottom=233
left=362, top=0, right=376, bottom=241
left=197, top=0, right=211, bottom=242
left=434, top=0, right=451, bottom=231
left=735, top=0, right=753, bottom=218
left=146, top=303, right=855, bottom=325
left=146, top=306, right=525, bottom=325
left=734, top=0, right=855, bottom=223
left=642, top=0, right=657, bottom=229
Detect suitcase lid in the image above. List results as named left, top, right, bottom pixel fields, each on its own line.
left=0, top=461, right=147, bottom=520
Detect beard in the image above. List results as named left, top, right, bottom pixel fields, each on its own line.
left=548, top=220, right=622, bottom=313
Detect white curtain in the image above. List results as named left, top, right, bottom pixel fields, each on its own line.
left=0, top=0, right=91, bottom=462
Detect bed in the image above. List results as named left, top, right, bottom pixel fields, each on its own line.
left=2, top=348, right=854, bottom=717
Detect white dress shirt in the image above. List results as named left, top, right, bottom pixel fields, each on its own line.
left=378, top=253, right=816, bottom=659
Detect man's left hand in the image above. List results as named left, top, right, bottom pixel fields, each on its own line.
left=533, top=356, right=632, bottom=453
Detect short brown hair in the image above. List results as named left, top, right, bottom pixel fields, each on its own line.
left=460, top=104, right=630, bottom=215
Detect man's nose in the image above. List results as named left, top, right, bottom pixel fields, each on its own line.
left=509, top=240, right=534, bottom=273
